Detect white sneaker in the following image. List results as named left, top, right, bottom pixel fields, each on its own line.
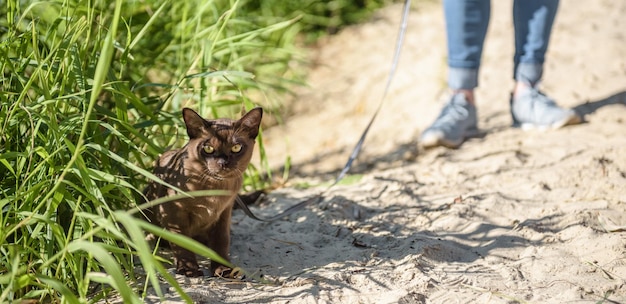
left=510, top=88, right=581, bottom=130
left=420, top=93, right=478, bottom=149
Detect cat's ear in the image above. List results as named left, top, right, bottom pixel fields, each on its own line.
left=182, top=108, right=210, bottom=139
left=237, top=107, right=263, bottom=139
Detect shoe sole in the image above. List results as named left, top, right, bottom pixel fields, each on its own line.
left=518, top=113, right=582, bottom=131
left=420, top=127, right=479, bottom=149
left=421, top=136, right=462, bottom=149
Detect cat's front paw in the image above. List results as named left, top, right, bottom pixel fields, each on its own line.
left=177, top=266, right=203, bottom=277
left=212, top=265, right=232, bottom=278
left=176, top=260, right=203, bottom=277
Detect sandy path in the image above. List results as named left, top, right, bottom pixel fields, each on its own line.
left=139, top=1, right=626, bottom=303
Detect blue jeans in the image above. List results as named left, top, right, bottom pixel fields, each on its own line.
left=444, top=0, right=560, bottom=90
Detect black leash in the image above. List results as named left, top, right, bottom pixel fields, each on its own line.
left=237, top=0, right=412, bottom=222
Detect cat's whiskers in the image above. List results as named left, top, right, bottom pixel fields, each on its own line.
left=199, top=170, right=219, bottom=183
left=200, top=168, right=228, bottom=183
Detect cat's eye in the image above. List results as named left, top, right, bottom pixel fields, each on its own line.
left=202, top=144, right=215, bottom=154
left=231, top=144, right=242, bottom=153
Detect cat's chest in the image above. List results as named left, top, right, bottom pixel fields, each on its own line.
left=184, top=177, right=241, bottom=192
left=183, top=196, right=234, bottom=231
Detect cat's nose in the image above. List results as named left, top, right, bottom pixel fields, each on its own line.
left=217, top=158, right=228, bottom=168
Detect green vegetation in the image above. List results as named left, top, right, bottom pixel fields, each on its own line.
left=243, top=0, right=393, bottom=42
left=0, top=0, right=390, bottom=302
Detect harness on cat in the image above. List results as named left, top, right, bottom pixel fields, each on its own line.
left=236, top=0, right=412, bottom=222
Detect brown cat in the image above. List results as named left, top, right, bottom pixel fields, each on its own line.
left=143, top=107, right=262, bottom=277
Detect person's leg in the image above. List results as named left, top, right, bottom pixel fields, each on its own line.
left=513, top=0, right=558, bottom=88
left=446, top=0, right=491, bottom=98
left=421, top=0, right=490, bottom=148
left=510, top=0, right=580, bottom=129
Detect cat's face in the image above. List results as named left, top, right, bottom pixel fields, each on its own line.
left=181, top=107, right=262, bottom=181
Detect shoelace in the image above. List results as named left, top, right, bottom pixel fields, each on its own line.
left=437, top=97, right=470, bottom=124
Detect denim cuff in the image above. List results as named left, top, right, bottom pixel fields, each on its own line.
left=448, top=67, right=479, bottom=90
left=515, top=63, right=543, bottom=86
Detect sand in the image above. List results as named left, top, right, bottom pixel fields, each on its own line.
left=138, top=1, right=626, bottom=303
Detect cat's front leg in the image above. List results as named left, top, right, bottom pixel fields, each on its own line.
left=170, top=243, right=203, bottom=277
left=206, top=206, right=233, bottom=277
left=159, top=211, right=203, bottom=277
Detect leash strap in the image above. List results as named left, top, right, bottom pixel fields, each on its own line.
left=238, top=0, right=412, bottom=222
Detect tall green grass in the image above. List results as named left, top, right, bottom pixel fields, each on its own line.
left=242, top=0, right=393, bottom=42
left=0, top=0, right=299, bottom=302
left=0, top=0, right=391, bottom=302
